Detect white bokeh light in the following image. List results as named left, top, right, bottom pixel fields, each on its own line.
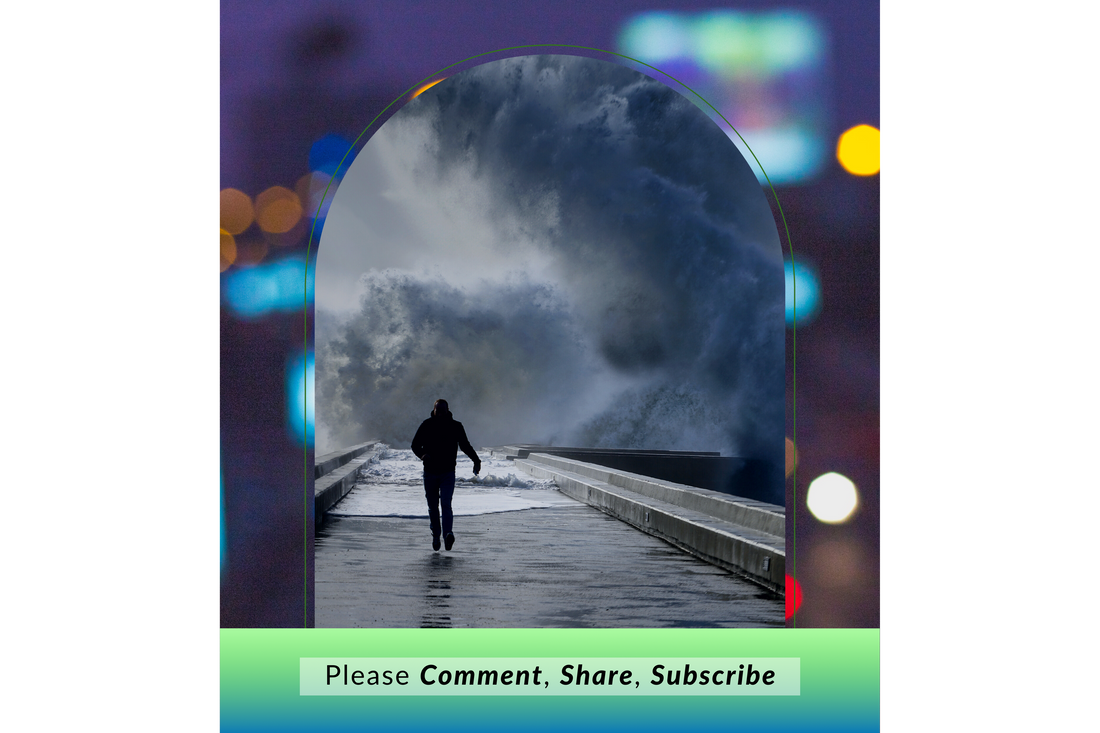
left=806, top=472, right=858, bottom=523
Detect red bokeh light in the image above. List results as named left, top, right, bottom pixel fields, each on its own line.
left=785, top=575, right=803, bottom=619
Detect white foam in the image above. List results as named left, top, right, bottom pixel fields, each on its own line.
left=331, top=447, right=576, bottom=518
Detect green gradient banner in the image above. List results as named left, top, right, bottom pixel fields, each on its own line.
left=223, top=629, right=877, bottom=731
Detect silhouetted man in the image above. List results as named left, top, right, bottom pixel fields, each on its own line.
left=411, top=399, right=481, bottom=551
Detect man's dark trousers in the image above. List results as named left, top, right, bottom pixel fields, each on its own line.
left=424, top=471, right=456, bottom=539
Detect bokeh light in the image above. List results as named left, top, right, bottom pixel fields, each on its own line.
left=806, top=472, right=859, bottom=523
left=287, top=350, right=315, bottom=446
left=220, top=188, right=254, bottom=235
left=618, top=13, right=690, bottom=64
left=617, top=10, right=829, bottom=184
left=759, top=13, right=826, bottom=72
left=220, top=229, right=237, bottom=272
left=695, top=14, right=756, bottom=72
left=262, top=217, right=306, bottom=249
left=785, top=575, right=803, bottom=619
left=309, top=134, right=354, bottom=176
left=785, top=437, right=797, bottom=478
left=255, top=186, right=302, bottom=234
left=836, top=124, right=880, bottom=176
left=785, top=259, right=821, bottom=325
left=223, top=255, right=315, bottom=319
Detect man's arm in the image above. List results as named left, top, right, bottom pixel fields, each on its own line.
left=411, top=422, right=427, bottom=460
left=457, top=424, right=481, bottom=474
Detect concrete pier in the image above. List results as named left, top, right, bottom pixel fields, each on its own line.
left=314, top=446, right=784, bottom=628
left=315, top=505, right=783, bottom=628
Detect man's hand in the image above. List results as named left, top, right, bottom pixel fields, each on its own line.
left=473, top=461, right=481, bottom=476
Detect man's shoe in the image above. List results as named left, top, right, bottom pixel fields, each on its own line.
left=444, top=533, right=455, bottom=551
left=432, top=536, right=441, bottom=551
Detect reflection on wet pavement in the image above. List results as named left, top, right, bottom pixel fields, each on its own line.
left=316, top=498, right=783, bottom=628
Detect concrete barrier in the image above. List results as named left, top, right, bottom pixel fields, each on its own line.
left=315, top=441, right=378, bottom=479
left=486, top=445, right=782, bottom=504
left=315, top=441, right=380, bottom=524
left=514, top=453, right=784, bottom=595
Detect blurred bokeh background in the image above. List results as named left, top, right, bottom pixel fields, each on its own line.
left=220, top=0, right=879, bottom=628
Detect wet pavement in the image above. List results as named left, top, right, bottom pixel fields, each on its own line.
left=315, top=485, right=784, bottom=628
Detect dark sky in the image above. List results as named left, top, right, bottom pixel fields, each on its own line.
left=316, top=55, right=783, bottom=469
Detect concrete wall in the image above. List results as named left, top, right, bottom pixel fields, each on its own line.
left=492, top=445, right=783, bottom=505
left=315, top=441, right=377, bottom=479
left=515, top=453, right=785, bottom=595
left=314, top=441, right=379, bottom=524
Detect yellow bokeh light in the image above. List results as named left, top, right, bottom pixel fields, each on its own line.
left=220, top=188, right=254, bottom=235
left=412, top=78, right=445, bottom=98
left=255, top=186, right=302, bottom=234
left=220, top=229, right=237, bottom=272
left=806, top=472, right=859, bottom=524
left=836, top=124, right=880, bottom=176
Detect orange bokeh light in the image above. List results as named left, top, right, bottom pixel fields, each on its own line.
left=785, top=437, right=797, bottom=478
left=220, top=229, right=237, bottom=272
left=220, top=188, right=254, bottom=235
left=255, top=186, right=302, bottom=234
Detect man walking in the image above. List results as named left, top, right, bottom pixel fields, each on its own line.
left=411, top=399, right=481, bottom=551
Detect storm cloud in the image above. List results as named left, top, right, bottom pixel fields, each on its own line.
left=316, top=55, right=783, bottom=470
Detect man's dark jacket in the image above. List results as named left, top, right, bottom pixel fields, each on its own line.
left=411, top=409, right=481, bottom=474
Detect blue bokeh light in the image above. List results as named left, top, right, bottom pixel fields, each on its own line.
left=287, top=351, right=315, bottom=447
left=785, top=259, right=821, bottom=326
left=309, top=134, right=354, bottom=176
left=223, top=256, right=315, bottom=319
left=300, top=167, right=341, bottom=249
